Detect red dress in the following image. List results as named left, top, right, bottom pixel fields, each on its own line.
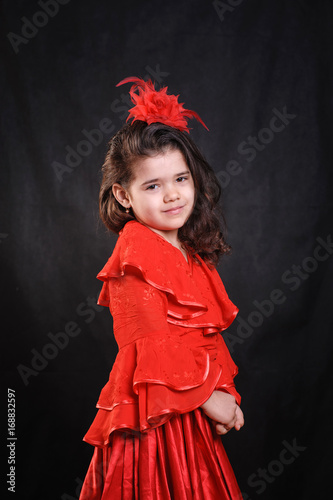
left=80, top=220, right=242, bottom=500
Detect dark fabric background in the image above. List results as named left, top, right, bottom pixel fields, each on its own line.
left=2, top=0, right=333, bottom=499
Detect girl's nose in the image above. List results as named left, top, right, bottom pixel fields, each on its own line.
left=163, top=185, right=180, bottom=202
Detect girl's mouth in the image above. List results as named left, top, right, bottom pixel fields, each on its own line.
left=163, top=205, right=185, bottom=215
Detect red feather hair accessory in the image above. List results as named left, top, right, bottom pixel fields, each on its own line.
left=116, top=76, right=209, bottom=133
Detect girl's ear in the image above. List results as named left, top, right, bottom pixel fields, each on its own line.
left=112, top=183, right=131, bottom=209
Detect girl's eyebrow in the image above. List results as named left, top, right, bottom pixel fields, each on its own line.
left=140, top=170, right=190, bottom=186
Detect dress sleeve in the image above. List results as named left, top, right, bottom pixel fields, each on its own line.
left=83, top=268, right=235, bottom=447
left=83, top=222, right=240, bottom=447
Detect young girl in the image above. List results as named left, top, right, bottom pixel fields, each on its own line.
left=79, top=77, right=244, bottom=500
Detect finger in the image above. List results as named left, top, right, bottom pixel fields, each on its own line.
left=215, top=426, right=227, bottom=435
left=234, top=407, right=245, bottom=430
left=215, top=423, right=230, bottom=435
left=237, top=407, right=245, bottom=426
left=225, top=414, right=237, bottom=430
left=234, top=417, right=243, bottom=431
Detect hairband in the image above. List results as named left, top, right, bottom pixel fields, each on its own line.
left=116, top=76, right=209, bottom=134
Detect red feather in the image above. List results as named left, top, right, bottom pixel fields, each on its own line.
left=116, top=76, right=209, bottom=133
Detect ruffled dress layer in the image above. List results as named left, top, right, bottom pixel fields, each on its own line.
left=80, top=221, right=242, bottom=500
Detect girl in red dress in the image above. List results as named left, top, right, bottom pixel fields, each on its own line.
left=79, top=77, right=244, bottom=500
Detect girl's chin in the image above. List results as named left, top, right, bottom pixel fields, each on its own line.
left=143, top=222, right=182, bottom=234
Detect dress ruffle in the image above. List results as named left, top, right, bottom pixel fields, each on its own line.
left=83, top=221, right=240, bottom=448
left=84, top=327, right=240, bottom=447
left=97, top=221, right=238, bottom=333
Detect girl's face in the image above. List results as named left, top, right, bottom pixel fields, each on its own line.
left=116, top=149, right=195, bottom=244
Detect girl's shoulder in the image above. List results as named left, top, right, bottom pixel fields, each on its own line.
left=97, top=220, right=182, bottom=281
left=97, top=220, right=206, bottom=303
left=97, top=220, right=238, bottom=328
left=119, top=219, right=164, bottom=250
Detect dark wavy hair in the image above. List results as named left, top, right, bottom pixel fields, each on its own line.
left=99, top=121, right=231, bottom=267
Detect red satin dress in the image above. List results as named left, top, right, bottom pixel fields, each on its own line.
left=79, top=220, right=242, bottom=500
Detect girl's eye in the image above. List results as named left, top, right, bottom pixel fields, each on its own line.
left=146, top=177, right=188, bottom=190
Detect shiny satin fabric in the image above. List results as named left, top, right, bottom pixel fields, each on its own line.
left=83, top=221, right=240, bottom=446
left=80, top=221, right=242, bottom=498
left=79, top=408, right=241, bottom=500
left=84, top=322, right=241, bottom=447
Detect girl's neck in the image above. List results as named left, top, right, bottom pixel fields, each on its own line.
left=136, top=222, right=188, bottom=263
left=140, top=223, right=181, bottom=249
left=148, top=227, right=180, bottom=247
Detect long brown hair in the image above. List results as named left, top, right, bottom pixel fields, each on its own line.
left=99, top=121, right=231, bottom=267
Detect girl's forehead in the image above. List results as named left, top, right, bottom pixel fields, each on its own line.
left=132, top=150, right=189, bottom=179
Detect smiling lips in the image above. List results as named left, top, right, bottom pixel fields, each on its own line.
left=163, top=205, right=185, bottom=215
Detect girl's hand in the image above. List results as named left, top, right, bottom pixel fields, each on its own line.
left=200, top=390, right=237, bottom=426
left=200, top=390, right=244, bottom=434
left=215, top=405, right=244, bottom=435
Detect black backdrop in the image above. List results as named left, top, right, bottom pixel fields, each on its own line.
left=2, top=0, right=333, bottom=499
